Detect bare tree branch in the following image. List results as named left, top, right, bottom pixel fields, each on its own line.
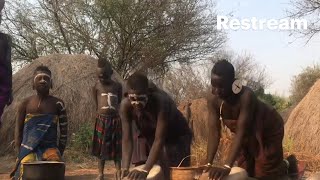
left=2, top=0, right=225, bottom=78
left=287, top=0, right=320, bottom=42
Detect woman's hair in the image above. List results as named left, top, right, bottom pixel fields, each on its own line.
left=211, top=59, right=235, bottom=80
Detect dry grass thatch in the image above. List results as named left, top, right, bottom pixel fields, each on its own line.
left=0, top=54, right=123, bottom=154
left=285, top=80, right=320, bottom=156
left=178, top=98, right=232, bottom=165
left=178, top=98, right=208, bottom=143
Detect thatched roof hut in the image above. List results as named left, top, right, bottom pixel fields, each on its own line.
left=285, top=80, right=320, bottom=155
left=178, top=98, right=208, bottom=143
left=178, top=98, right=232, bottom=164
left=0, top=54, right=123, bottom=154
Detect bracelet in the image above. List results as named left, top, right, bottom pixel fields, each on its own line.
left=205, top=163, right=213, bottom=167
left=223, top=164, right=231, bottom=169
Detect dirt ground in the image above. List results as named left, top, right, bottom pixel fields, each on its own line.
left=0, top=155, right=116, bottom=180
left=0, top=155, right=315, bottom=180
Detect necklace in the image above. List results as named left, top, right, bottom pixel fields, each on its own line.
left=219, top=101, right=228, bottom=132
left=219, top=101, right=224, bottom=121
left=37, top=95, right=42, bottom=110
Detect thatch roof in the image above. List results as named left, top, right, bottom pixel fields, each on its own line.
left=285, top=80, right=320, bottom=155
left=0, top=54, right=123, bottom=154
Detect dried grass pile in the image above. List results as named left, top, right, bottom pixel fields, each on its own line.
left=284, top=80, right=320, bottom=171
left=178, top=98, right=232, bottom=165
left=178, top=98, right=208, bottom=143
left=0, top=54, right=123, bottom=154
left=285, top=80, right=320, bottom=155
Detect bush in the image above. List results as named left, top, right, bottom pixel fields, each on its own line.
left=255, top=88, right=291, bottom=112
left=283, top=137, right=295, bottom=154
left=71, top=122, right=94, bottom=152
left=290, top=64, right=320, bottom=104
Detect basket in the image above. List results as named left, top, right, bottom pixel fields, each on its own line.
left=170, top=155, right=204, bottom=180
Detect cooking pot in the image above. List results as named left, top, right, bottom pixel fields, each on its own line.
left=22, top=161, right=65, bottom=180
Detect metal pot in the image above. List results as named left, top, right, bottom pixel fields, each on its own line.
left=22, top=161, right=65, bottom=180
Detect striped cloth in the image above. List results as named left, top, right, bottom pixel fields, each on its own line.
left=13, top=114, right=60, bottom=179
left=19, top=114, right=59, bottom=161
left=92, top=114, right=122, bottom=161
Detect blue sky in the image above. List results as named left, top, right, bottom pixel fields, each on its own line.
left=12, top=0, right=320, bottom=97
left=215, top=0, right=320, bottom=97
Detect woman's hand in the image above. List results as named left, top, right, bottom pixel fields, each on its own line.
left=126, top=169, right=148, bottom=180
left=204, top=165, right=231, bottom=180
